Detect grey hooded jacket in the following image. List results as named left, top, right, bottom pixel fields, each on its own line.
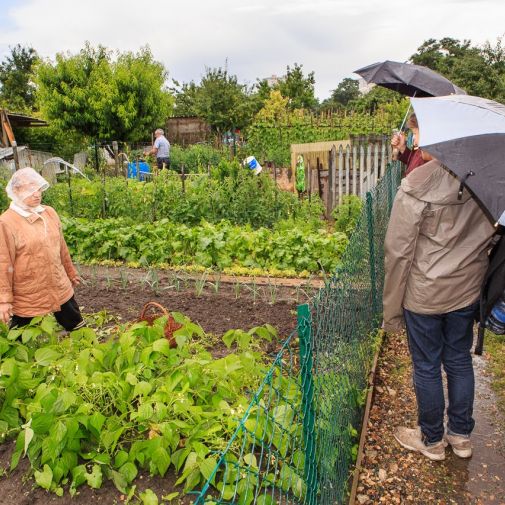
left=383, top=160, right=495, bottom=332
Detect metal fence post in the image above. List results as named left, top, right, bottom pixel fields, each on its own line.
left=297, top=303, right=318, bottom=505
left=366, top=192, right=378, bottom=314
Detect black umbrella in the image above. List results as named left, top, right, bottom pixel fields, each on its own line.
left=354, top=60, right=466, bottom=97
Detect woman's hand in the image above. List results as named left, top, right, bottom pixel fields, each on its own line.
left=0, top=303, right=13, bottom=323
left=391, top=132, right=407, bottom=153
left=71, top=276, right=82, bottom=287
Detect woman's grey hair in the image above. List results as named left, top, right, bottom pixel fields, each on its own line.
left=155, top=128, right=164, bottom=135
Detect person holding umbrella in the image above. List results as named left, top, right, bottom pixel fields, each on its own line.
left=391, top=113, right=425, bottom=176
left=382, top=115, right=495, bottom=460
left=354, top=60, right=466, bottom=174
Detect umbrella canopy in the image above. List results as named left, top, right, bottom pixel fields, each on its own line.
left=411, top=94, right=505, bottom=222
left=354, top=60, right=466, bottom=97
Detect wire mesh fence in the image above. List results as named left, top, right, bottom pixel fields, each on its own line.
left=192, top=161, right=402, bottom=505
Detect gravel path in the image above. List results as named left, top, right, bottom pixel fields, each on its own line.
left=355, top=333, right=505, bottom=505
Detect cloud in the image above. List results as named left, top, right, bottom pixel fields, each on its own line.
left=0, top=0, right=505, bottom=100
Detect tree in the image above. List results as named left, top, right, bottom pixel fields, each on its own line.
left=347, top=86, right=405, bottom=114
left=321, top=78, right=360, bottom=110
left=254, top=89, right=291, bottom=123
left=35, top=43, right=173, bottom=141
left=173, top=66, right=254, bottom=135
left=0, top=44, right=39, bottom=111
left=277, top=63, right=318, bottom=110
left=248, top=78, right=273, bottom=115
left=172, top=80, right=199, bottom=116
left=410, top=36, right=505, bottom=102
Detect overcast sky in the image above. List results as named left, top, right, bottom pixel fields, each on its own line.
left=0, top=0, right=504, bottom=100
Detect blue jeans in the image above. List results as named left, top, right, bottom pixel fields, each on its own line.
left=403, top=302, right=478, bottom=444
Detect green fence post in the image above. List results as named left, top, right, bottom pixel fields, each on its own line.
left=366, top=192, right=378, bottom=314
left=297, top=303, right=318, bottom=505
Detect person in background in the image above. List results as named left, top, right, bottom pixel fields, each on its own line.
left=391, top=113, right=425, bottom=176
left=0, top=167, right=84, bottom=331
left=383, top=146, right=494, bottom=461
left=144, top=128, right=171, bottom=170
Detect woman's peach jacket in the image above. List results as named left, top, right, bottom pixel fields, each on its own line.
left=0, top=205, right=77, bottom=317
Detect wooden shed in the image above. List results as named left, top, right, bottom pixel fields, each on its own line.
left=166, top=116, right=211, bottom=146
left=1, top=109, right=47, bottom=148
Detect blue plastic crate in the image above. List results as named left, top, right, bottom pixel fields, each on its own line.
left=127, top=161, right=151, bottom=181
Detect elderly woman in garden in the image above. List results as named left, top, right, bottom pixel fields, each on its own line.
left=0, top=167, right=84, bottom=330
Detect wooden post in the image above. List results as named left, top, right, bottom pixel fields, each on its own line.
left=328, top=145, right=336, bottom=218
left=352, top=144, right=358, bottom=196
left=345, top=145, right=350, bottom=196
left=181, top=164, right=186, bottom=193
left=112, top=141, right=119, bottom=177
left=359, top=144, right=365, bottom=197
left=367, top=144, right=373, bottom=193
left=316, top=157, right=323, bottom=200
left=307, top=161, right=312, bottom=203
left=12, top=141, right=20, bottom=171
left=337, top=145, right=343, bottom=207
left=381, top=140, right=387, bottom=180
left=374, top=143, right=380, bottom=185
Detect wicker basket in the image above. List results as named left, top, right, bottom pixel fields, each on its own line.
left=138, top=301, right=182, bottom=348
left=138, top=301, right=168, bottom=326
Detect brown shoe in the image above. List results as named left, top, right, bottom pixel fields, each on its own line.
left=394, top=426, right=447, bottom=461
left=445, top=433, right=472, bottom=458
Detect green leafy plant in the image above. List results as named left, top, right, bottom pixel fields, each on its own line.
left=0, top=314, right=280, bottom=497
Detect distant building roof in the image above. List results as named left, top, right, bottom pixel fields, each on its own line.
left=266, top=75, right=281, bottom=87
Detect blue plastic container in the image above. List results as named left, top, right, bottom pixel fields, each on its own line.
left=127, top=161, right=151, bottom=181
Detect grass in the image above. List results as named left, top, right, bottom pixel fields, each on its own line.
left=485, top=331, right=505, bottom=414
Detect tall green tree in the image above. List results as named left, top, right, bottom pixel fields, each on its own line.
left=35, top=43, right=173, bottom=141
left=277, top=63, right=318, bottom=110
left=173, top=67, right=254, bottom=135
left=410, top=37, right=505, bottom=102
left=172, top=80, right=199, bottom=116
left=347, top=86, right=405, bottom=114
left=0, top=44, right=39, bottom=112
left=321, top=77, right=360, bottom=110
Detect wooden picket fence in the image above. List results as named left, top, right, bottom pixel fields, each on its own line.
left=296, top=138, right=393, bottom=218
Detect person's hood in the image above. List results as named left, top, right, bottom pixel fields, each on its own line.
left=400, top=159, right=472, bottom=205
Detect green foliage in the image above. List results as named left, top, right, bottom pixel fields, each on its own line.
left=0, top=314, right=276, bottom=496
left=61, top=216, right=348, bottom=274
left=0, top=44, right=39, bottom=112
left=410, top=36, right=505, bottom=102
left=35, top=43, right=173, bottom=141
left=321, top=78, right=361, bottom=111
left=172, top=67, right=255, bottom=134
left=12, top=123, right=88, bottom=160
left=169, top=144, right=226, bottom=173
left=347, top=86, right=408, bottom=115
left=332, top=195, right=363, bottom=234
left=246, top=106, right=400, bottom=166
left=277, top=63, right=318, bottom=111
left=40, top=169, right=321, bottom=229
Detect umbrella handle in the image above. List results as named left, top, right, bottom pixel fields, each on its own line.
left=399, top=102, right=413, bottom=132
left=398, top=91, right=417, bottom=132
